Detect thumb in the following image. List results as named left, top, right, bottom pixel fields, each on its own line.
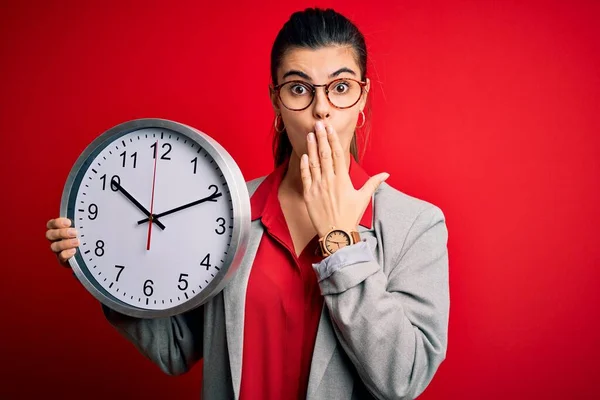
left=360, top=172, right=390, bottom=198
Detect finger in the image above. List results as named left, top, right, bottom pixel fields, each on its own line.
left=325, top=124, right=347, bottom=176
left=306, top=132, right=322, bottom=182
left=315, top=121, right=333, bottom=179
left=359, top=172, right=390, bottom=199
left=50, top=237, right=80, bottom=254
left=46, top=227, right=78, bottom=242
left=47, top=217, right=71, bottom=229
left=58, top=248, right=77, bottom=264
left=300, top=154, right=312, bottom=193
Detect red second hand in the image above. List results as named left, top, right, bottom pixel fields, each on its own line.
left=147, top=140, right=158, bottom=250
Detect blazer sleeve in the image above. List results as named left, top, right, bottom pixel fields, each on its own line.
left=102, top=304, right=204, bottom=376
left=312, top=205, right=449, bottom=400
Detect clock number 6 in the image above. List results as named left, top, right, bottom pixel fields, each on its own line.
left=143, top=279, right=154, bottom=296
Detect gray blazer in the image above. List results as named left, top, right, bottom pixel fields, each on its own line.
left=103, top=176, right=450, bottom=400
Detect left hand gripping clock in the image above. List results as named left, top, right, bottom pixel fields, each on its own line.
left=60, top=118, right=251, bottom=318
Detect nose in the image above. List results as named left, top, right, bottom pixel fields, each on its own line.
left=312, top=86, right=331, bottom=121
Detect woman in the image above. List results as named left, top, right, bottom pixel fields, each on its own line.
left=45, top=8, right=449, bottom=400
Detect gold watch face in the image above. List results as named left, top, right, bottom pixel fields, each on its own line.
left=325, top=230, right=352, bottom=254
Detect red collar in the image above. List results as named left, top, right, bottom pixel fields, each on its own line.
left=251, top=156, right=373, bottom=229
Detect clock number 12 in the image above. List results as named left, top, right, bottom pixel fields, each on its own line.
left=150, top=142, right=172, bottom=160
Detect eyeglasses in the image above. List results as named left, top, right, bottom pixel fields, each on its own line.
left=271, top=78, right=367, bottom=111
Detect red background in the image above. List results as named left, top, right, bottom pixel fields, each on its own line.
left=1, top=0, right=599, bottom=398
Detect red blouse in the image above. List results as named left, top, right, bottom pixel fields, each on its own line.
left=239, top=156, right=373, bottom=400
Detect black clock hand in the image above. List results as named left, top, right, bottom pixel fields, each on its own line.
left=136, top=192, right=222, bottom=225
left=111, top=178, right=166, bottom=230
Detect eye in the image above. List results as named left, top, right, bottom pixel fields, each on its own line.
left=289, top=83, right=310, bottom=96
left=332, top=81, right=350, bottom=94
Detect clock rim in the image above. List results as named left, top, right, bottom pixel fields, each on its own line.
left=60, top=118, right=251, bottom=318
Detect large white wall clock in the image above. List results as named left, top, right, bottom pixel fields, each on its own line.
left=60, top=118, right=250, bottom=318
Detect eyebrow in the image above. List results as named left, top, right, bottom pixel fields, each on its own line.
left=281, top=67, right=357, bottom=81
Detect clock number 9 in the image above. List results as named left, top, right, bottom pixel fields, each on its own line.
left=88, top=203, right=98, bottom=220
left=143, top=279, right=154, bottom=296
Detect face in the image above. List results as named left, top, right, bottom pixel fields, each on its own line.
left=271, top=45, right=370, bottom=160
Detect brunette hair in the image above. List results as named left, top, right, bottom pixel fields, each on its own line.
left=270, top=8, right=371, bottom=167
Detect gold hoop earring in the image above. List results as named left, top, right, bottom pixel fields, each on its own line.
left=274, top=114, right=285, bottom=133
left=357, top=110, right=366, bottom=129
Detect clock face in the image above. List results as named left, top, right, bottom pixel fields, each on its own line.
left=66, top=125, right=240, bottom=315
left=325, top=230, right=352, bottom=253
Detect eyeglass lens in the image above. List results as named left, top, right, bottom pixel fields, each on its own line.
left=279, top=79, right=362, bottom=110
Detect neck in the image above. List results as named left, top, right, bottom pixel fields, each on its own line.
left=280, top=152, right=352, bottom=198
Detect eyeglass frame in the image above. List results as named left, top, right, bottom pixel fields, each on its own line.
left=270, top=78, right=368, bottom=111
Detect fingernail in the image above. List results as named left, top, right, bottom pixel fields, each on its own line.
left=71, top=238, right=79, bottom=246
left=64, top=219, right=71, bottom=227
left=315, top=121, right=324, bottom=131
left=307, top=132, right=315, bottom=142
left=68, top=228, right=77, bottom=237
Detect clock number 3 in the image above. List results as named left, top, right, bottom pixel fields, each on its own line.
left=215, top=218, right=226, bottom=235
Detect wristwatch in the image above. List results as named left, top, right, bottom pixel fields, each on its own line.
left=318, top=227, right=361, bottom=257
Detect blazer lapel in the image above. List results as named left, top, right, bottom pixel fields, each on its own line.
left=223, top=218, right=264, bottom=400
left=306, top=304, right=338, bottom=399
left=306, top=218, right=376, bottom=399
